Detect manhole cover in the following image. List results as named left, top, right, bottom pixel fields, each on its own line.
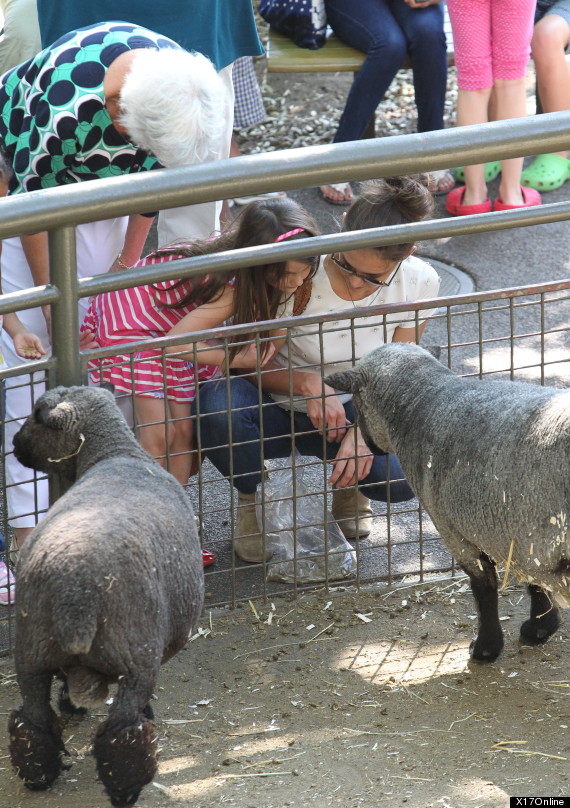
left=418, top=256, right=474, bottom=298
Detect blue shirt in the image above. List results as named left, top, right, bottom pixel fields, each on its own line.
left=37, top=0, right=264, bottom=71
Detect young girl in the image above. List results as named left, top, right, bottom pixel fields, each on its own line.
left=195, top=176, right=442, bottom=563
left=445, top=0, right=542, bottom=215
left=81, top=196, right=319, bottom=487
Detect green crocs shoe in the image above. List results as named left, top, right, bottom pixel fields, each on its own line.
left=521, top=154, right=570, bottom=192
left=455, top=161, right=501, bottom=183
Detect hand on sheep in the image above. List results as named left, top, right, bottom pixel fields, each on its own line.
left=328, top=425, right=374, bottom=487
left=303, top=378, right=350, bottom=442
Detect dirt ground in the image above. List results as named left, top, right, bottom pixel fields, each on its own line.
left=1, top=580, right=568, bottom=808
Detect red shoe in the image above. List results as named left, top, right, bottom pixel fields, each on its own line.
left=202, top=549, right=216, bottom=567
left=445, top=186, right=492, bottom=216
left=493, top=186, right=541, bottom=211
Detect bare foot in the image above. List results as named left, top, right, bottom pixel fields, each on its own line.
left=427, top=169, right=456, bottom=195
left=461, top=186, right=489, bottom=206
left=496, top=185, right=525, bottom=206
left=319, top=182, right=354, bottom=205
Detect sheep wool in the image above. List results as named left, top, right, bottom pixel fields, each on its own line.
left=8, top=385, right=205, bottom=807
left=326, top=343, right=569, bottom=663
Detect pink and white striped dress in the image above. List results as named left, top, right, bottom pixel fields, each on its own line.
left=81, top=250, right=227, bottom=404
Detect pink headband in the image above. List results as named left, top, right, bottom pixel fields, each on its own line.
left=274, top=228, right=305, bottom=243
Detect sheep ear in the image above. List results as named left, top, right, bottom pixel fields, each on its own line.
left=100, top=381, right=115, bottom=394
left=35, top=404, right=53, bottom=426
left=35, top=401, right=73, bottom=430
left=325, top=369, right=361, bottom=394
left=424, top=344, right=442, bottom=361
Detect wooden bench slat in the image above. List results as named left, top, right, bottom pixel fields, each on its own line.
left=267, top=30, right=365, bottom=73
left=266, top=9, right=454, bottom=74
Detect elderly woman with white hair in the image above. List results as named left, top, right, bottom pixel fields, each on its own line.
left=0, top=20, right=226, bottom=553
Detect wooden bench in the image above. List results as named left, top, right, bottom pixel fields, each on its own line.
left=265, top=12, right=455, bottom=138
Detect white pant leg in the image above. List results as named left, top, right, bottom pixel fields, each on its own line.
left=0, top=0, right=41, bottom=75
left=1, top=218, right=128, bottom=528
left=157, top=64, right=235, bottom=245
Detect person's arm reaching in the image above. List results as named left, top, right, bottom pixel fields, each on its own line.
left=109, top=214, right=155, bottom=271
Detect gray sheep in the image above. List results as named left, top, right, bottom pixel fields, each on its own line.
left=8, top=386, right=204, bottom=806
left=326, top=343, right=569, bottom=662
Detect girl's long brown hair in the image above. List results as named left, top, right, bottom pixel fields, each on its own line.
left=151, top=198, right=320, bottom=358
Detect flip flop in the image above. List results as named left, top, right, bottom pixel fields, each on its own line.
left=493, top=186, right=541, bottom=211
left=319, top=182, right=354, bottom=205
left=455, top=161, right=501, bottom=183
left=521, top=154, right=570, bottom=192
left=445, top=186, right=492, bottom=216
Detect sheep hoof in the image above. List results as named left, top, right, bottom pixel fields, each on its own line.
left=520, top=612, right=561, bottom=645
left=9, top=709, right=66, bottom=789
left=469, top=633, right=504, bottom=662
left=94, top=717, right=158, bottom=807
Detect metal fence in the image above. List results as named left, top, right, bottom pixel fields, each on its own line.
left=1, top=112, right=570, bottom=653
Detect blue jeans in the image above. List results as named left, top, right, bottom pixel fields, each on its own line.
left=325, top=0, right=447, bottom=141
left=193, top=376, right=414, bottom=500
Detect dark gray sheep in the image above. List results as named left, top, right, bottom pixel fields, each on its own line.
left=8, top=386, right=204, bottom=806
left=326, top=343, right=569, bottom=662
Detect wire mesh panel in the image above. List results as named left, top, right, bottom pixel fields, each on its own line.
left=1, top=365, right=50, bottom=655
left=1, top=281, right=569, bottom=655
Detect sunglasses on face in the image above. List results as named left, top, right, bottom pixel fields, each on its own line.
left=329, top=253, right=403, bottom=288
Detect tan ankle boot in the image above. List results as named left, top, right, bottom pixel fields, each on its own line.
left=234, top=491, right=270, bottom=563
left=332, top=487, right=373, bottom=540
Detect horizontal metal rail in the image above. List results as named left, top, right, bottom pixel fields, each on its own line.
left=75, top=276, right=570, bottom=369
left=0, top=111, right=569, bottom=239
left=0, top=199, right=569, bottom=318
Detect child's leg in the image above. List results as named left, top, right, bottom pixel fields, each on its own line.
left=456, top=87, right=493, bottom=204
left=134, top=395, right=193, bottom=485
left=447, top=0, right=493, bottom=203
left=491, top=0, right=536, bottom=204
left=133, top=395, right=172, bottom=469
left=532, top=13, right=570, bottom=156
left=167, top=400, right=193, bottom=485
left=493, top=77, right=528, bottom=204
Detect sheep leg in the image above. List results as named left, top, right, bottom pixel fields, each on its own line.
left=520, top=584, right=561, bottom=645
left=9, top=671, right=66, bottom=790
left=57, top=675, right=88, bottom=721
left=462, top=553, right=504, bottom=662
left=93, top=673, right=158, bottom=807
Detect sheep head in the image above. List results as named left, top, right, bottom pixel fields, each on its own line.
left=13, top=386, right=118, bottom=482
left=325, top=362, right=395, bottom=456
left=326, top=343, right=446, bottom=456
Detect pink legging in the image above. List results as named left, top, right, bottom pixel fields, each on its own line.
left=447, top=0, right=536, bottom=91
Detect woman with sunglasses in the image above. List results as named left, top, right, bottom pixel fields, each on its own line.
left=195, top=176, right=441, bottom=563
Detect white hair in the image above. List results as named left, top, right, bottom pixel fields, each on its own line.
left=118, top=48, right=227, bottom=168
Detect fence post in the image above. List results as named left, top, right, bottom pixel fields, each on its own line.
left=47, top=225, right=80, bottom=502
left=48, top=226, right=81, bottom=388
